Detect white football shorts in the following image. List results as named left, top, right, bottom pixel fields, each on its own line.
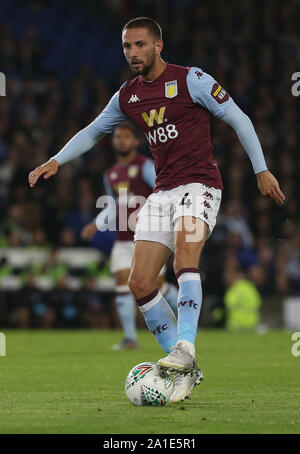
left=134, top=182, right=222, bottom=252
left=110, top=240, right=167, bottom=275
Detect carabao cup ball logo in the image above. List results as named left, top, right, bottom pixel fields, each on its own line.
left=132, top=364, right=153, bottom=382
left=125, top=362, right=153, bottom=391
left=125, top=362, right=174, bottom=406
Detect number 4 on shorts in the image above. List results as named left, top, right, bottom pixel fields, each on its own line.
left=180, top=193, right=192, bottom=208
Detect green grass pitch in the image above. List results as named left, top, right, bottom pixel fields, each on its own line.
left=0, top=329, right=299, bottom=434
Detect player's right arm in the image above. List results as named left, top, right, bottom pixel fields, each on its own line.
left=81, top=221, right=98, bottom=241
left=81, top=174, right=116, bottom=240
left=28, top=91, right=128, bottom=187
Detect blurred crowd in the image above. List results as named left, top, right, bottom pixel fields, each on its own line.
left=0, top=273, right=116, bottom=329
left=0, top=0, right=300, bottom=328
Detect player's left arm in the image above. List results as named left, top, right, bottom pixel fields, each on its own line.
left=89, top=175, right=116, bottom=232
left=220, top=103, right=285, bottom=205
left=186, top=67, right=285, bottom=205
left=81, top=175, right=117, bottom=241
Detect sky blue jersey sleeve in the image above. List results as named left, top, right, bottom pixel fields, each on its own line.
left=91, top=90, right=128, bottom=134
left=142, top=159, right=156, bottom=189
left=93, top=175, right=116, bottom=228
left=221, top=102, right=267, bottom=174
left=186, top=67, right=232, bottom=118
left=51, top=91, right=127, bottom=166
left=187, top=67, right=267, bottom=175
left=103, top=174, right=115, bottom=198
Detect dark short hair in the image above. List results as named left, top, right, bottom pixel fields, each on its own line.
left=122, top=17, right=162, bottom=40
left=113, top=121, right=140, bottom=138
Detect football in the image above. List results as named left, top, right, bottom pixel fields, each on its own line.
left=125, top=362, right=174, bottom=406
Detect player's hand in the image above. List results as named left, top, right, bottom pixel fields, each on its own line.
left=81, top=222, right=98, bottom=241
left=256, top=170, right=286, bottom=205
left=28, top=159, right=59, bottom=188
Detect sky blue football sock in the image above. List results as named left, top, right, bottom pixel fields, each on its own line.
left=136, top=289, right=177, bottom=353
left=176, top=268, right=202, bottom=348
left=115, top=291, right=137, bottom=341
left=162, top=282, right=178, bottom=318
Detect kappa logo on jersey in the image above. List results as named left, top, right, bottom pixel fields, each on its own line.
left=128, top=94, right=140, bottom=103
left=165, top=80, right=178, bottom=98
left=141, top=106, right=166, bottom=127
left=195, top=70, right=203, bottom=79
left=204, top=200, right=212, bottom=209
left=203, top=191, right=213, bottom=200
left=211, top=82, right=229, bottom=104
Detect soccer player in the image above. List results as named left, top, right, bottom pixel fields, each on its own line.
left=81, top=121, right=178, bottom=350
left=29, top=17, right=285, bottom=403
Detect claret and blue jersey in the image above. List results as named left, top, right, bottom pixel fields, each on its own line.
left=52, top=64, right=267, bottom=187
left=92, top=63, right=234, bottom=192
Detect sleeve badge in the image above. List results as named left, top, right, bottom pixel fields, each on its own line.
left=211, top=82, right=229, bottom=104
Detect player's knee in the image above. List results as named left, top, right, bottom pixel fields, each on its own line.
left=128, top=273, right=146, bottom=295
left=128, top=273, right=154, bottom=298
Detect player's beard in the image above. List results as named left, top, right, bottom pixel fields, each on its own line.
left=130, top=52, right=155, bottom=77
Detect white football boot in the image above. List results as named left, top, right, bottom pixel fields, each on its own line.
left=157, top=342, right=196, bottom=372
left=170, top=367, right=204, bottom=403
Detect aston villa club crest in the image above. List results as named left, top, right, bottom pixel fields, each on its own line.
left=165, top=80, right=178, bottom=98
left=128, top=165, right=138, bottom=178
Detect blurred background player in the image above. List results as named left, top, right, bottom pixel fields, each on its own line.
left=81, top=122, right=178, bottom=350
